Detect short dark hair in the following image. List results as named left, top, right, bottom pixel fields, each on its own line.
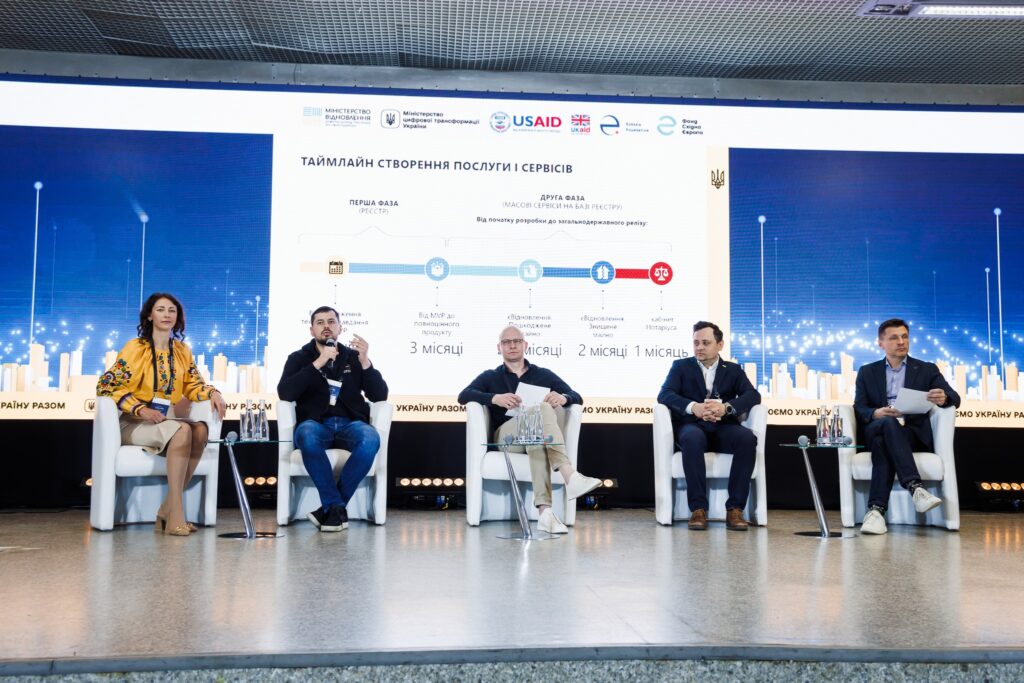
left=878, top=318, right=910, bottom=338
left=693, top=320, right=723, bottom=343
left=310, top=306, right=339, bottom=323
left=137, top=292, right=186, bottom=341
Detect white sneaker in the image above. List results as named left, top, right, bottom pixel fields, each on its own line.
left=565, top=472, right=601, bottom=501
left=538, top=507, right=568, bottom=534
left=861, top=508, right=888, bottom=535
left=912, top=486, right=943, bottom=514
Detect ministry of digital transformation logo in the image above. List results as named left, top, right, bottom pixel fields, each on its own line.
left=380, top=109, right=401, bottom=129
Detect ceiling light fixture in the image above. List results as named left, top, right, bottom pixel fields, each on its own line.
left=858, top=0, right=1024, bottom=18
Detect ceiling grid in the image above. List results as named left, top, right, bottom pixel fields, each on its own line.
left=0, top=0, right=1020, bottom=84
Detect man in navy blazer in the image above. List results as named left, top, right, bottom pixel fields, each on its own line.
left=657, top=321, right=761, bottom=530
left=853, top=318, right=960, bottom=535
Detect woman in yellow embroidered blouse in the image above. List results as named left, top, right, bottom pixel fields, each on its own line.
left=97, top=292, right=227, bottom=536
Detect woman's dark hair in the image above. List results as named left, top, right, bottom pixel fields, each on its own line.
left=137, top=292, right=187, bottom=342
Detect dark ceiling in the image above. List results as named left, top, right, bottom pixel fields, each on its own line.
left=1, top=0, right=1023, bottom=85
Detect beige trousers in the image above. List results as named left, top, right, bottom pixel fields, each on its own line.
left=494, top=402, right=570, bottom=507
left=119, top=414, right=187, bottom=455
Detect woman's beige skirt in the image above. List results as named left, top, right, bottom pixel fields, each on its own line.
left=119, top=414, right=186, bottom=455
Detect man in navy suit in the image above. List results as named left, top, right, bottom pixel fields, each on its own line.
left=657, top=321, right=761, bottom=530
left=853, top=318, right=960, bottom=535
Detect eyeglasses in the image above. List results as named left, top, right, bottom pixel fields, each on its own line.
left=500, top=338, right=525, bottom=346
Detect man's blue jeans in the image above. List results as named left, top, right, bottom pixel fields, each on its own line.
left=294, top=416, right=380, bottom=511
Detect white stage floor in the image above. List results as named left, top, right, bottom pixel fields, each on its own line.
left=1, top=508, right=1022, bottom=674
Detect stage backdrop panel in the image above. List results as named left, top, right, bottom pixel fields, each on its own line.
left=0, top=77, right=1022, bottom=426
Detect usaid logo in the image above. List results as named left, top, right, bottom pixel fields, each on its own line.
left=511, top=114, right=562, bottom=130
left=599, top=115, right=620, bottom=136
left=490, top=112, right=512, bottom=132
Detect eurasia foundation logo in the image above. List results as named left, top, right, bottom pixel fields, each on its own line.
left=599, top=115, right=620, bottom=136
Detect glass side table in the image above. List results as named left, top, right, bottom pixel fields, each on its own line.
left=211, top=434, right=290, bottom=540
left=484, top=438, right=564, bottom=541
left=780, top=440, right=863, bottom=539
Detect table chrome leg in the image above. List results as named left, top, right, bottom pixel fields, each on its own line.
left=801, top=446, right=830, bottom=537
left=503, top=444, right=534, bottom=540
left=225, top=442, right=255, bottom=539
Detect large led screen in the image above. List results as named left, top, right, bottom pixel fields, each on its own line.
left=0, top=77, right=1021, bottom=426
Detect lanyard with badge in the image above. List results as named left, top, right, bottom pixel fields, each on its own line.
left=320, top=345, right=343, bottom=406
left=148, top=339, right=175, bottom=416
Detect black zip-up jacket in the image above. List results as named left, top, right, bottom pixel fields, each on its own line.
left=277, top=339, right=388, bottom=425
left=457, top=359, right=582, bottom=429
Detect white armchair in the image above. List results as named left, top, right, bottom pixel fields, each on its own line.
left=90, top=397, right=222, bottom=531
left=276, top=401, right=392, bottom=525
left=465, top=402, right=583, bottom=526
left=838, top=405, right=959, bottom=530
left=653, top=403, right=768, bottom=526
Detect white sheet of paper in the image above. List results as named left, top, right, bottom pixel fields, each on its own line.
left=506, top=381, right=551, bottom=417
left=893, top=387, right=932, bottom=415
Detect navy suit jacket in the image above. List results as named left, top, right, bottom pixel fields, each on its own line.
left=657, top=356, right=761, bottom=430
left=853, top=356, right=960, bottom=452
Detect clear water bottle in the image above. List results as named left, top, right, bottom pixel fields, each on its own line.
left=830, top=407, right=843, bottom=445
left=530, top=404, right=542, bottom=442
left=815, top=404, right=829, bottom=444
left=258, top=398, right=269, bottom=441
left=241, top=399, right=254, bottom=440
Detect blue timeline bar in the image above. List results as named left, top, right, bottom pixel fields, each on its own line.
left=349, top=263, right=605, bottom=279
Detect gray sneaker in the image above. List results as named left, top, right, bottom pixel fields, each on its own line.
left=861, top=508, right=888, bottom=535
left=538, top=507, right=568, bottom=534
left=565, top=472, right=601, bottom=501
left=912, top=486, right=942, bottom=514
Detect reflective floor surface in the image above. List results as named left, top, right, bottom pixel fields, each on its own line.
left=1, top=508, right=1022, bottom=670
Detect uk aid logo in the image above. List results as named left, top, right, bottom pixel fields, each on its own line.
left=570, top=114, right=591, bottom=135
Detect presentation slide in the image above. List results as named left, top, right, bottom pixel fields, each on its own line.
left=0, top=77, right=1021, bottom=426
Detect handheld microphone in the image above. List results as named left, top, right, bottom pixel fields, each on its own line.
left=797, top=435, right=810, bottom=448
left=503, top=435, right=515, bottom=446
left=324, top=338, right=337, bottom=370
left=226, top=431, right=238, bottom=445
left=841, top=435, right=853, bottom=446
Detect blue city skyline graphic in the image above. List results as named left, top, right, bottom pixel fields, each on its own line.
left=0, top=125, right=273, bottom=375
left=729, top=148, right=1023, bottom=384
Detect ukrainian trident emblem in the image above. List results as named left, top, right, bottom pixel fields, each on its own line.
left=710, top=169, right=726, bottom=189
